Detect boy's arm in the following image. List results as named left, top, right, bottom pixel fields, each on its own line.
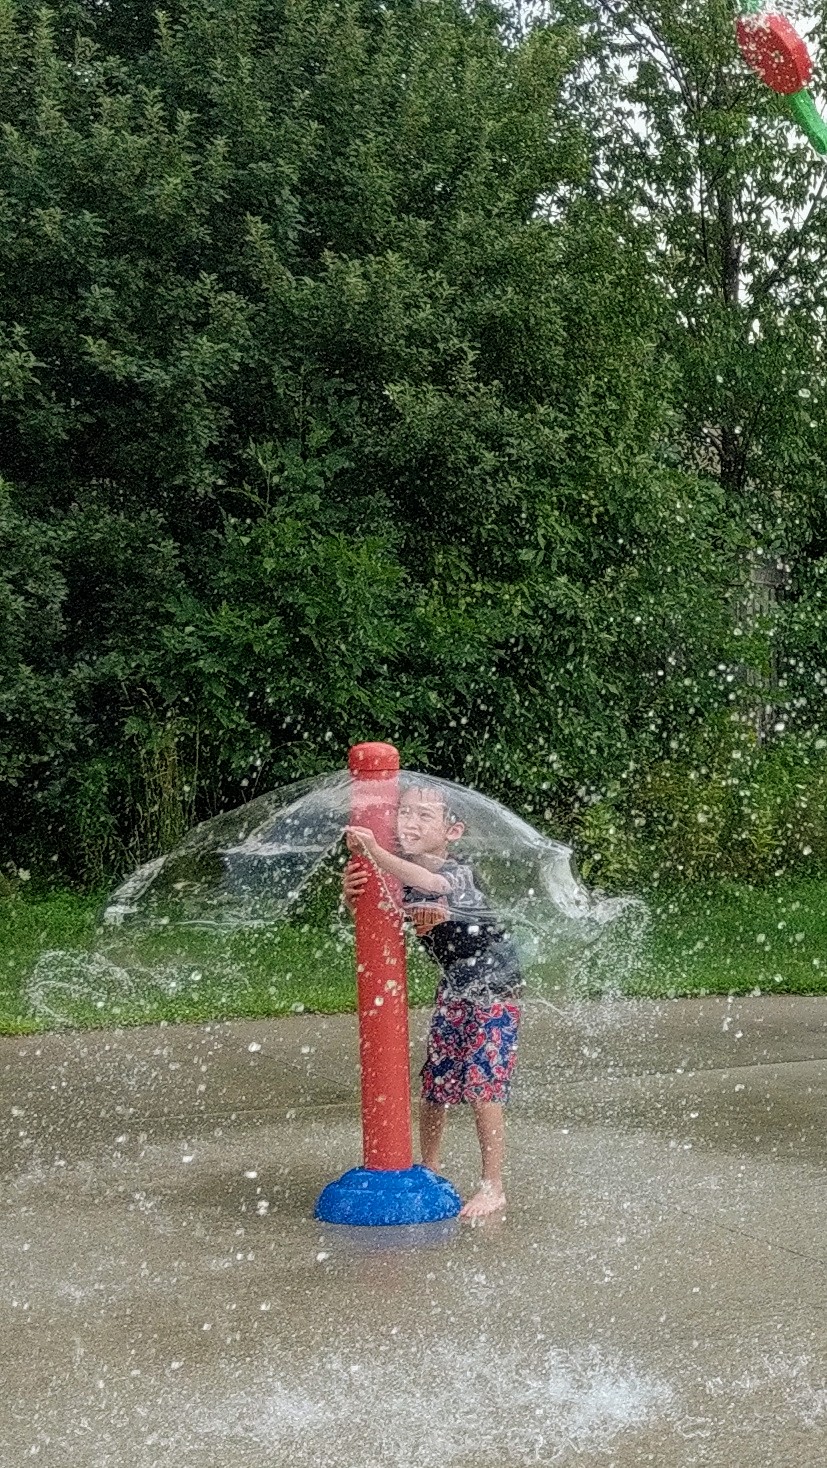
left=345, top=827, right=451, bottom=894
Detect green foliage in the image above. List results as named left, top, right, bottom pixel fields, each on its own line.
left=577, top=719, right=827, bottom=886
left=0, top=0, right=808, bottom=888
left=570, top=0, right=827, bottom=507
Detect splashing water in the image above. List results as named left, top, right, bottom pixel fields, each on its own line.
left=25, top=950, right=140, bottom=1026
left=102, top=770, right=636, bottom=922
left=193, top=1339, right=674, bottom=1468
left=103, top=772, right=352, bottom=928
left=25, top=770, right=647, bottom=1024
left=101, top=768, right=647, bottom=981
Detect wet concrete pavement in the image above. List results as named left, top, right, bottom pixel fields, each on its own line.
left=1, top=995, right=825, bottom=1466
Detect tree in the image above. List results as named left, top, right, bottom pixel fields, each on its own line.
left=0, top=0, right=741, bottom=882
left=558, top=1, right=827, bottom=507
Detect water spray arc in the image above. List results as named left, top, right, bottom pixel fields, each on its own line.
left=82, top=740, right=645, bottom=1222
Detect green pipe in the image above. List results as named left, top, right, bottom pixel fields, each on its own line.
left=787, top=88, right=827, bottom=155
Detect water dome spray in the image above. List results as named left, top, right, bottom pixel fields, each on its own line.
left=98, top=741, right=643, bottom=1223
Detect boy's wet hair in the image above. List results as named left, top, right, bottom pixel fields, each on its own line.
left=398, top=779, right=461, bottom=828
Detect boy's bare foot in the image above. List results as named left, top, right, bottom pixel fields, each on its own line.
left=459, top=1181, right=506, bottom=1220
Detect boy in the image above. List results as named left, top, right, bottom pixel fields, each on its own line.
left=342, top=783, right=522, bottom=1219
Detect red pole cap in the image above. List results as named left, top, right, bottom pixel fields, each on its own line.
left=348, top=741, right=400, bottom=777
left=736, top=12, right=812, bottom=95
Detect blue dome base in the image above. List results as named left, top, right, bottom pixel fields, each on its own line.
left=314, top=1164, right=462, bottom=1226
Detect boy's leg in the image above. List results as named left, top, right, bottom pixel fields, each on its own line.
left=419, top=987, right=461, bottom=1171
left=460, top=1100, right=507, bottom=1218
left=419, top=1098, right=448, bottom=1172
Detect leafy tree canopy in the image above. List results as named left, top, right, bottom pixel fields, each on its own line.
left=1, top=0, right=811, bottom=885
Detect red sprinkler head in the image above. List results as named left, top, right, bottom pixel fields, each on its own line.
left=736, top=11, right=812, bottom=95
left=736, top=7, right=827, bottom=155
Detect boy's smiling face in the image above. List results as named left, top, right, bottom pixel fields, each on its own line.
left=397, top=787, right=463, bottom=859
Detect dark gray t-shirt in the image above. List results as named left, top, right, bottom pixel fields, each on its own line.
left=402, top=858, right=523, bottom=1004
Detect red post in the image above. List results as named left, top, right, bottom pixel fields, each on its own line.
left=348, top=741, right=413, bottom=1172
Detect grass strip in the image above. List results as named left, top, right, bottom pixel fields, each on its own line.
left=1, top=877, right=826, bottom=1034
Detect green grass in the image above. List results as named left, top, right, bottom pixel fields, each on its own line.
left=626, top=877, right=827, bottom=999
left=2, top=876, right=827, bottom=1034
left=0, top=887, right=438, bottom=1034
left=0, top=890, right=102, bottom=1032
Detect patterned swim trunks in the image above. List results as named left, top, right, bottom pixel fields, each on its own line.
left=421, top=989, right=521, bottom=1105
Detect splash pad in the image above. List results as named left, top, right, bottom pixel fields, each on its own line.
left=14, top=742, right=647, bottom=1221
left=13, top=759, right=824, bottom=1459
left=95, top=739, right=642, bottom=1225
